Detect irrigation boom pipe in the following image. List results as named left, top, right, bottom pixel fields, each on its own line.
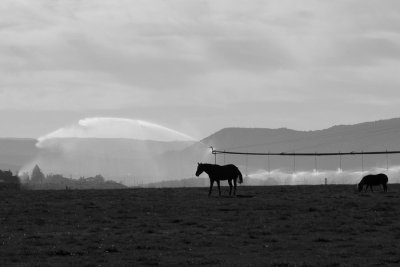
left=211, top=150, right=400, bottom=156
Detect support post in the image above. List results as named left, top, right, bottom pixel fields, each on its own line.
left=386, top=149, right=389, bottom=172
left=361, top=151, right=364, bottom=173
left=223, top=150, right=226, bottom=165
left=293, top=153, right=296, bottom=174
left=314, top=152, right=317, bottom=173
left=245, top=152, right=248, bottom=177
left=209, top=146, right=216, bottom=165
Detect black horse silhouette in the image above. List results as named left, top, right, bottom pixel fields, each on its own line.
left=358, top=173, right=388, bottom=192
left=195, top=163, right=243, bottom=196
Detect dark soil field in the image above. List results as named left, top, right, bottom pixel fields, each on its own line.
left=1, top=184, right=400, bottom=266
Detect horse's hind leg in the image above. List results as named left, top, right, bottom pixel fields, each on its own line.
left=228, top=179, right=233, bottom=196
left=208, top=180, right=214, bottom=196
left=216, top=180, right=221, bottom=196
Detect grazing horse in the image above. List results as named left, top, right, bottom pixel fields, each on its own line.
left=195, top=163, right=243, bottom=196
left=358, top=173, right=388, bottom=192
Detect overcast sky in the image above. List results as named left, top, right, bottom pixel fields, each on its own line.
left=1, top=0, right=400, bottom=140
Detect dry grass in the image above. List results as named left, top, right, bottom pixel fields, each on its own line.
left=1, top=184, right=400, bottom=266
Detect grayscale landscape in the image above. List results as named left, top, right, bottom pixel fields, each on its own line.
left=1, top=1, right=400, bottom=266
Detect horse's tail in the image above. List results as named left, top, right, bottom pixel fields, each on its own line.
left=238, top=169, right=243, bottom=184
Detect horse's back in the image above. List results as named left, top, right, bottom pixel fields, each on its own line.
left=223, top=164, right=239, bottom=170
left=362, top=173, right=388, bottom=185
left=215, top=164, right=240, bottom=179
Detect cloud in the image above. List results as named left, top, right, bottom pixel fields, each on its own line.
left=321, top=37, right=400, bottom=67
left=1, top=0, right=400, bottom=138
left=208, top=38, right=295, bottom=72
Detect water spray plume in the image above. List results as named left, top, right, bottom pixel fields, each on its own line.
left=37, top=117, right=197, bottom=147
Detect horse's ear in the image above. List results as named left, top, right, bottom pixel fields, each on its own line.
left=198, top=162, right=200, bottom=165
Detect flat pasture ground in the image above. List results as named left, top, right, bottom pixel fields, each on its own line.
left=1, top=185, right=400, bottom=266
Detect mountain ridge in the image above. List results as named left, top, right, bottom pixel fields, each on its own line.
left=198, top=117, right=400, bottom=153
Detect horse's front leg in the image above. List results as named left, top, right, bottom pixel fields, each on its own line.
left=233, top=179, right=237, bottom=196
left=208, top=179, right=214, bottom=196
left=216, top=180, right=221, bottom=196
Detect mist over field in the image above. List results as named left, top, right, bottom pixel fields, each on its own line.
left=13, top=117, right=400, bottom=187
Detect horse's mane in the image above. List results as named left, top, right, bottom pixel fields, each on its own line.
left=200, top=163, right=220, bottom=167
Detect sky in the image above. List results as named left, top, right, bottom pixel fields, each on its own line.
left=1, top=0, right=400, bottom=140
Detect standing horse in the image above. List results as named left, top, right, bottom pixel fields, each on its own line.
left=195, top=163, right=243, bottom=196
left=358, top=173, right=388, bottom=192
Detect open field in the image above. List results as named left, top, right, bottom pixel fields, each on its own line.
left=1, top=184, right=400, bottom=266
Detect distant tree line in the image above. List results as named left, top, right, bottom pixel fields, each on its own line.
left=21, top=165, right=126, bottom=190
left=0, top=169, right=20, bottom=190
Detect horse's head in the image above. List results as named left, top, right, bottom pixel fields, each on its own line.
left=195, top=163, right=204, bottom=177
left=357, top=182, right=364, bottom=192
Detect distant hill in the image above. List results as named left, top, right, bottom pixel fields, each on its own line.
left=201, top=118, right=400, bottom=153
